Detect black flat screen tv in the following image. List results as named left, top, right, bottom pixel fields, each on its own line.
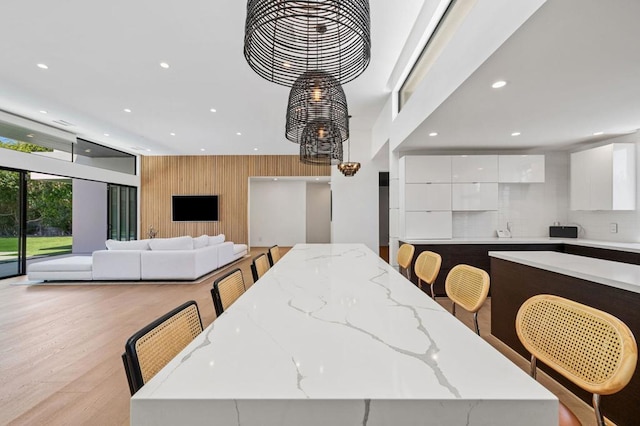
left=172, top=195, right=219, bottom=221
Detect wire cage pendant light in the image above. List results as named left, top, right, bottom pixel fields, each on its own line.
left=338, top=138, right=360, bottom=176
left=299, top=118, right=344, bottom=165
left=286, top=70, right=349, bottom=143
left=244, top=0, right=371, bottom=87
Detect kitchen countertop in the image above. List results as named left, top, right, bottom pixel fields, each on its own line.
left=401, top=237, right=640, bottom=254
left=131, top=244, right=556, bottom=426
left=489, top=250, right=640, bottom=294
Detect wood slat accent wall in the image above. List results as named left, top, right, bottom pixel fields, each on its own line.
left=140, top=155, right=330, bottom=244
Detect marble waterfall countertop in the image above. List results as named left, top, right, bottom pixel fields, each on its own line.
left=489, top=250, right=640, bottom=294
left=131, top=244, right=556, bottom=426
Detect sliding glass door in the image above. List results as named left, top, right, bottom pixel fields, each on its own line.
left=108, top=184, right=137, bottom=241
left=0, top=168, right=26, bottom=278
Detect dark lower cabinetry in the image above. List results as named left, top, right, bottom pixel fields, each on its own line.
left=400, top=242, right=563, bottom=296
left=491, top=257, right=640, bottom=426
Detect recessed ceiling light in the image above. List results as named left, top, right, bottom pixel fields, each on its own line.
left=429, top=132, right=438, bottom=137
left=511, top=132, right=521, bottom=136
left=85, top=149, right=91, bottom=153
left=315, top=178, right=319, bottom=181
left=253, top=148, right=258, bottom=151
left=593, top=131, right=604, bottom=136
left=39, top=110, right=47, bottom=114
left=37, top=63, right=48, bottom=69
left=160, top=62, right=170, bottom=69
left=236, top=132, right=242, bottom=136
left=273, top=178, right=278, bottom=181
left=492, top=80, right=507, bottom=89
left=146, top=149, right=152, bottom=152
left=104, top=133, right=110, bottom=137
left=200, top=148, right=205, bottom=152
left=170, top=132, right=176, bottom=136
left=210, top=108, right=217, bottom=113
left=26, top=134, right=34, bottom=138
left=124, top=108, right=132, bottom=113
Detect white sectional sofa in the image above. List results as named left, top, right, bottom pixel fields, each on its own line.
left=28, top=234, right=248, bottom=281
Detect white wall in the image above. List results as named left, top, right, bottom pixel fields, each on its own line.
left=331, top=129, right=380, bottom=253
left=72, top=179, right=108, bottom=254
left=249, top=180, right=306, bottom=247
left=306, top=183, right=331, bottom=243
left=568, top=132, right=640, bottom=242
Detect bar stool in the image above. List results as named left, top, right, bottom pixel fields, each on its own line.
left=397, top=243, right=415, bottom=280
left=211, top=268, right=246, bottom=316
left=445, top=264, right=490, bottom=335
left=414, top=250, right=442, bottom=299
left=516, top=294, right=637, bottom=426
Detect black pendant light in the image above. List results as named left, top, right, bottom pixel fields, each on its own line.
left=286, top=70, right=349, bottom=144
left=244, top=0, right=371, bottom=87
left=299, top=119, right=343, bottom=165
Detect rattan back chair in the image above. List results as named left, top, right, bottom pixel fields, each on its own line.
left=122, top=300, right=203, bottom=395
left=414, top=250, right=442, bottom=299
left=444, top=264, right=490, bottom=335
left=397, top=243, right=415, bottom=279
left=211, top=268, right=246, bottom=316
left=267, top=245, right=281, bottom=266
left=250, top=253, right=270, bottom=283
left=516, top=294, right=637, bottom=426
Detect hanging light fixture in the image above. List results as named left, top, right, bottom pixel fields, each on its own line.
left=244, top=0, right=371, bottom=87
left=286, top=70, right=349, bottom=143
left=338, top=139, right=360, bottom=176
left=299, top=118, right=343, bottom=165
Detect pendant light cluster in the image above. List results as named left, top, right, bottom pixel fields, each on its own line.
left=244, top=0, right=369, bottom=175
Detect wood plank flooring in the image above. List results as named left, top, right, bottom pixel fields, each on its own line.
left=0, top=247, right=601, bottom=425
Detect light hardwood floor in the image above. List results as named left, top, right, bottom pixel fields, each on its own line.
left=1, top=248, right=600, bottom=425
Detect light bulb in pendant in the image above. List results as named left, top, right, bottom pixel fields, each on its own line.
left=313, top=87, right=322, bottom=101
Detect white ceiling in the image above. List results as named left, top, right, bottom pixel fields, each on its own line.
left=0, top=0, right=423, bottom=156
left=400, top=0, right=640, bottom=152
left=3, top=0, right=638, bottom=159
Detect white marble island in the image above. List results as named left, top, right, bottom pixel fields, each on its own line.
left=131, top=244, right=556, bottom=426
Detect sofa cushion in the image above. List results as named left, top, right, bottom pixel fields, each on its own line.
left=29, top=256, right=93, bottom=272
left=105, top=239, right=150, bottom=251
left=193, top=235, right=209, bottom=249
left=208, top=234, right=225, bottom=246
left=149, top=236, right=194, bottom=251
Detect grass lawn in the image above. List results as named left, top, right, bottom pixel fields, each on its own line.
left=0, top=236, right=72, bottom=257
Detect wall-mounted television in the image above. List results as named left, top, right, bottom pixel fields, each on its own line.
left=172, top=195, right=219, bottom=222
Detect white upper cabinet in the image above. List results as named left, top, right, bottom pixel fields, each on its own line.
left=404, top=183, right=451, bottom=211
left=498, top=155, right=545, bottom=183
left=402, top=156, right=451, bottom=183
left=452, top=183, right=499, bottom=211
left=570, top=143, right=635, bottom=211
left=404, top=211, right=453, bottom=239
left=451, top=155, right=498, bottom=182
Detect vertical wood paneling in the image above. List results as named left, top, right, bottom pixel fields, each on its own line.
left=140, top=155, right=329, bottom=244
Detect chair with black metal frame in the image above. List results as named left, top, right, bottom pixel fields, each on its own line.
left=211, top=268, right=246, bottom=317
left=122, top=300, right=203, bottom=395
left=250, top=253, right=270, bottom=283
left=267, top=245, right=281, bottom=266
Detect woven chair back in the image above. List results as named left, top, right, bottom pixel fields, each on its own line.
left=268, top=245, right=281, bottom=265
left=445, top=264, right=490, bottom=313
left=123, top=301, right=203, bottom=394
left=212, top=268, right=246, bottom=316
left=516, top=294, right=637, bottom=395
left=415, top=251, right=442, bottom=286
left=397, top=243, right=415, bottom=270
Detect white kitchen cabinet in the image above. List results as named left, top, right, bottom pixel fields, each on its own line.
left=451, top=155, right=498, bottom=182
left=452, top=183, right=499, bottom=211
left=402, top=156, right=451, bottom=183
left=498, top=155, right=545, bottom=183
left=570, top=143, right=635, bottom=211
left=404, top=184, right=451, bottom=211
left=404, top=211, right=452, bottom=239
